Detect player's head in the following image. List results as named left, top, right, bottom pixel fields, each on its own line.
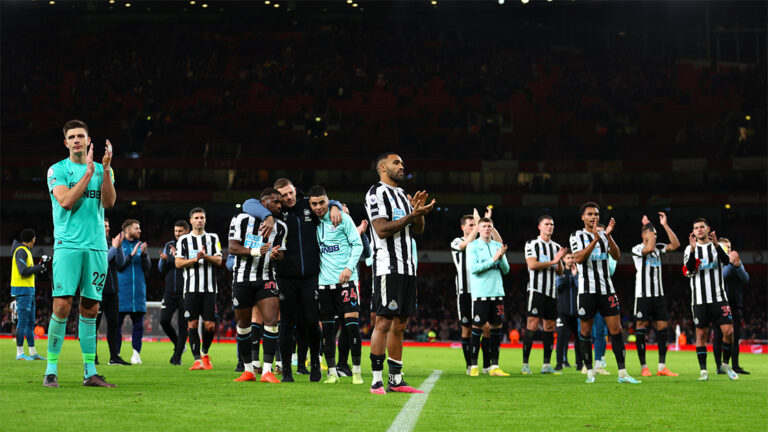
left=273, top=178, right=296, bottom=208
left=641, top=222, right=657, bottom=241
left=460, top=214, right=476, bottom=237
left=122, top=219, right=141, bottom=240
left=580, top=202, right=600, bottom=229
left=62, top=119, right=91, bottom=157
left=173, top=220, right=190, bottom=239
left=376, top=152, right=404, bottom=184
left=105, top=218, right=110, bottom=237
left=563, top=249, right=574, bottom=267
left=596, top=223, right=606, bottom=232
left=537, top=215, right=554, bottom=237
left=478, top=217, right=493, bottom=240
left=692, top=217, right=709, bottom=241
left=718, top=237, right=731, bottom=253
left=308, top=185, right=328, bottom=218
left=20, top=228, right=36, bottom=246
left=189, top=207, right=207, bottom=232
left=261, top=187, right=282, bottom=214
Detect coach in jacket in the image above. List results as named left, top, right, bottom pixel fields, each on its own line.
left=116, top=218, right=150, bottom=364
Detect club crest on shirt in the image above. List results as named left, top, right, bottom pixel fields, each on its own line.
left=388, top=300, right=398, bottom=310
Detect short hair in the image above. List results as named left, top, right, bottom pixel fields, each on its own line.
left=478, top=217, right=493, bottom=224
left=273, top=178, right=293, bottom=190
left=62, top=119, right=88, bottom=137
left=718, top=237, right=730, bottom=244
left=537, top=214, right=553, bottom=224
left=375, top=152, right=399, bottom=170
left=20, top=228, right=36, bottom=243
left=260, top=187, right=279, bottom=201
left=580, top=202, right=599, bottom=215
left=174, top=220, right=190, bottom=231
left=641, top=223, right=655, bottom=233
left=189, top=207, right=206, bottom=218
left=563, top=249, right=573, bottom=256
left=122, top=219, right=140, bottom=231
left=460, top=214, right=474, bottom=226
left=693, top=217, right=709, bottom=226
left=307, top=185, right=327, bottom=198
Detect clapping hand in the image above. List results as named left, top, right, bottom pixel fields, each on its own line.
left=493, top=244, right=508, bottom=261
left=111, top=232, right=124, bottom=248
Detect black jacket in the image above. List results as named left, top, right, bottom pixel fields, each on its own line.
left=556, top=271, right=579, bottom=316
left=104, top=237, right=126, bottom=295
left=243, top=191, right=341, bottom=280
left=158, top=240, right=185, bottom=296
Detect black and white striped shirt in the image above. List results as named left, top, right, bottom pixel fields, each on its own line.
left=632, top=242, right=667, bottom=298
left=175, top=231, right=222, bottom=294
left=569, top=229, right=614, bottom=295
left=524, top=237, right=561, bottom=298
left=684, top=242, right=728, bottom=305
left=365, top=182, right=416, bottom=277
left=229, top=213, right=287, bottom=283
left=450, top=237, right=470, bottom=295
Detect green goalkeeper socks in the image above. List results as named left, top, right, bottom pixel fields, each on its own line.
left=45, top=314, right=68, bottom=376
left=78, top=315, right=98, bottom=378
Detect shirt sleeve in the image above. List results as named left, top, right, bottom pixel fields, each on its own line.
left=212, top=234, right=222, bottom=256
left=524, top=241, right=536, bottom=259
left=175, top=237, right=185, bottom=259
left=365, top=188, right=388, bottom=222
left=657, top=243, right=668, bottom=254
left=343, top=216, right=364, bottom=270
left=229, top=216, right=244, bottom=242
left=450, top=237, right=462, bottom=252
left=242, top=199, right=272, bottom=221
left=631, top=244, right=644, bottom=257
left=276, top=222, right=288, bottom=250
left=569, top=233, right=584, bottom=253
left=47, top=164, right=68, bottom=193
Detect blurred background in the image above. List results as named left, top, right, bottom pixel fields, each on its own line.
left=1, top=0, right=766, bottom=343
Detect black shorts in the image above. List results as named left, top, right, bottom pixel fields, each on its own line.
left=527, top=291, right=557, bottom=321
left=232, top=280, right=279, bottom=310
left=184, top=292, right=217, bottom=322
left=318, top=281, right=361, bottom=320
left=692, top=301, right=733, bottom=329
left=577, top=292, right=620, bottom=320
left=472, top=297, right=504, bottom=326
left=457, top=292, right=472, bottom=327
left=372, top=274, right=417, bottom=317
left=634, top=296, right=668, bottom=322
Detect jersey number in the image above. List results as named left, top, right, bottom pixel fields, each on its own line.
left=721, top=305, right=732, bottom=317
left=342, top=288, right=358, bottom=303
left=608, top=295, right=619, bottom=308
left=496, top=305, right=504, bottom=316
left=91, top=272, right=106, bottom=291
left=264, top=281, right=277, bottom=291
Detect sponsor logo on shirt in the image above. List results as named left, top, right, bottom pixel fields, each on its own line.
left=698, top=259, right=718, bottom=270
left=646, top=256, right=661, bottom=267
left=589, top=251, right=608, bottom=261
left=320, top=244, right=341, bottom=254
left=244, top=233, right=262, bottom=249
left=392, top=208, right=406, bottom=221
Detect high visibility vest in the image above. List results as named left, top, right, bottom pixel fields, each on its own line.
left=11, top=245, right=34, bottom=288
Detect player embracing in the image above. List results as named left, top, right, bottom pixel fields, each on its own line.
left=228, top=188, right=285, bottom=383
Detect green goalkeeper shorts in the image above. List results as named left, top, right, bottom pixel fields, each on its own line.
left=52, top=248, right=108, bottom=301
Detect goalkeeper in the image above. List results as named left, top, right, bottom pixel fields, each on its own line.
left=11, top=228, right=50, bottom=360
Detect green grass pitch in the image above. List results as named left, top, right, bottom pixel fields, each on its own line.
left=1, top=338, right=766, bottom=431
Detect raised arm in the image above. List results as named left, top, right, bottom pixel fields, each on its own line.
left=658, top=212, right=680, bottom=251
left=604, top=218, right=620, bottom=261
left=100, top=140, right=116, bottom=209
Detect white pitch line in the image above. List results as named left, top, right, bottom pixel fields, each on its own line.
left=387, top=370, right=443, bottom=432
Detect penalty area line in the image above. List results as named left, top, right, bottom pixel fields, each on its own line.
left=386, top=369, right=443, bottom=432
